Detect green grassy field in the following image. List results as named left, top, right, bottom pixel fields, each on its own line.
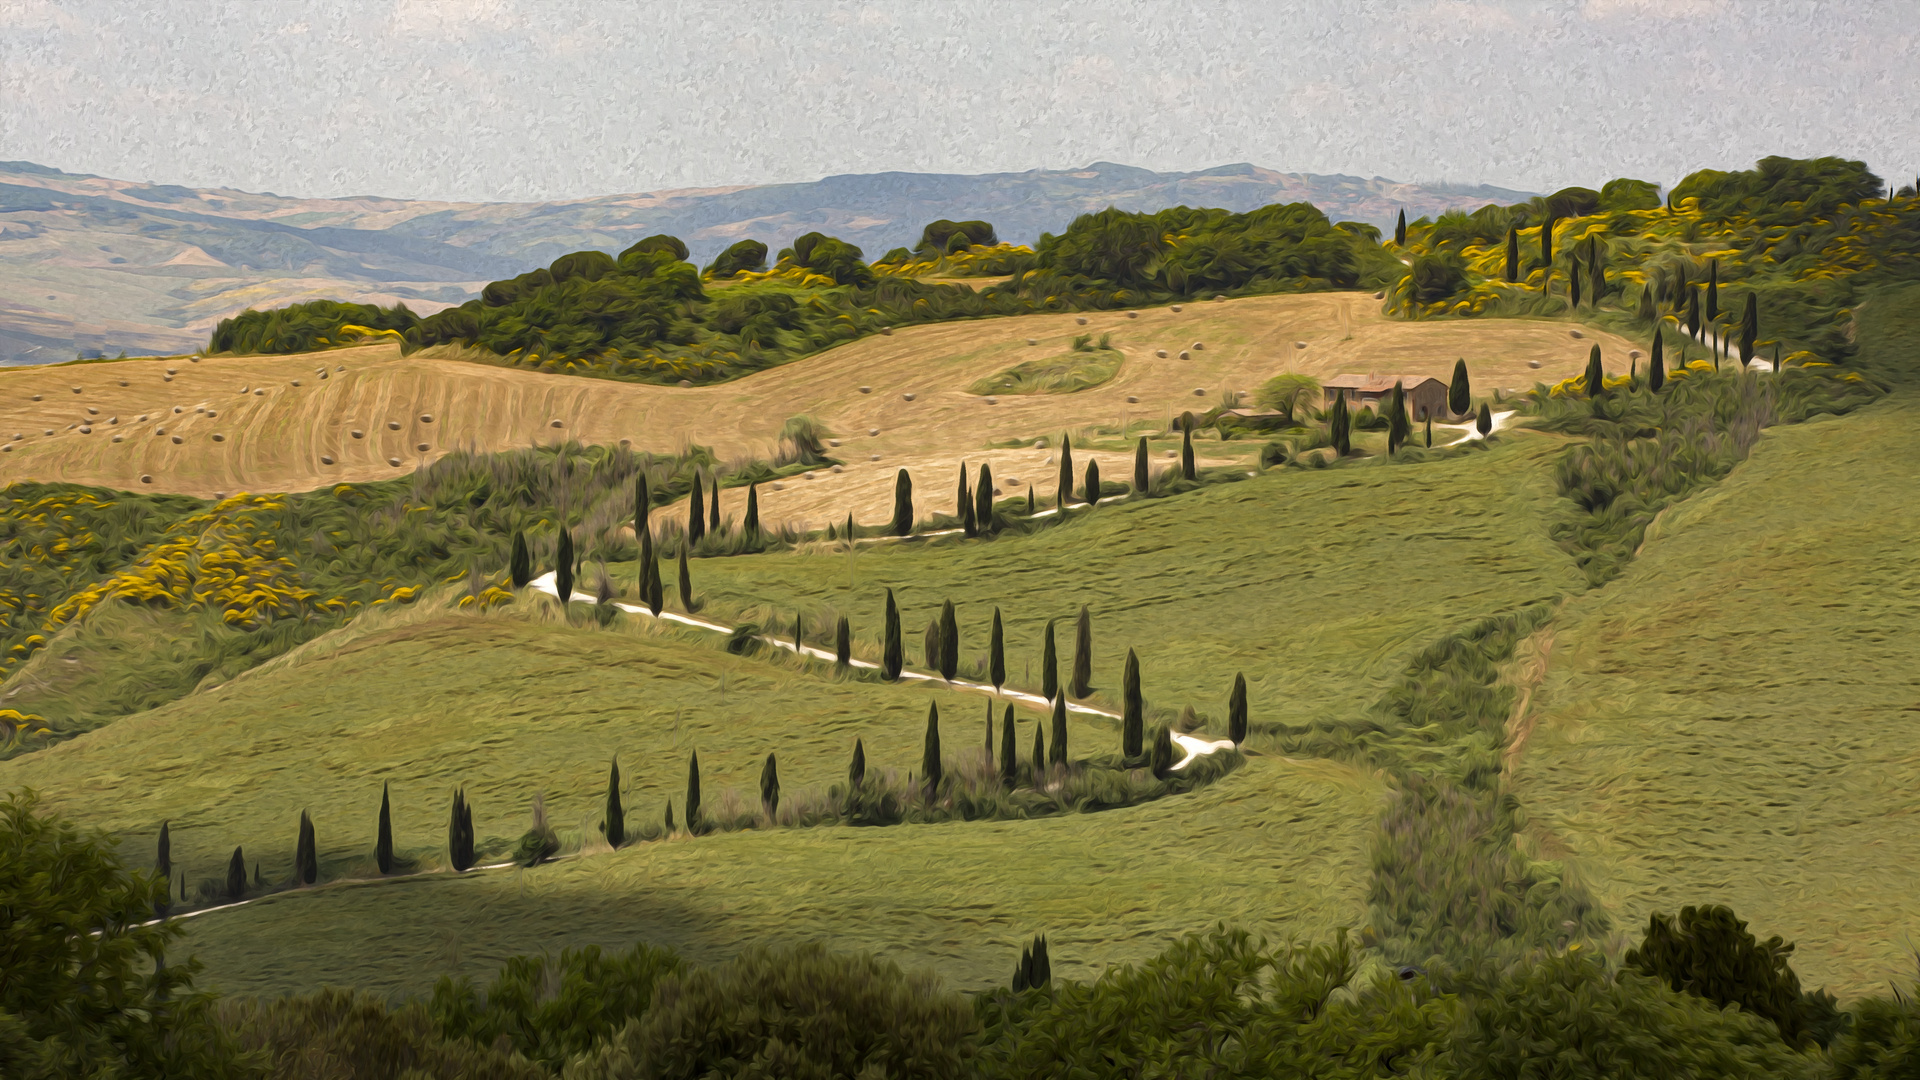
left=1513, top=386, right=1920, bottom=1001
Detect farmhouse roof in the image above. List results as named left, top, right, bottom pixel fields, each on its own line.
left=1220, top=408, right=1284, bottom=419
left=1323, top=374, right=1446, bottom=393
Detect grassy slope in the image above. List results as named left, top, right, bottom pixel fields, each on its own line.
left=1513, top=286, right=1920, bottom=1001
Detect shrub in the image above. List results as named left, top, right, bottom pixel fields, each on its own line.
left=702, top=238, right=768, bottom=279
left=225, top=989, right=545, bottom=1080
left=1255, top=373, right=1320, bottom=421
left=1149, top=724, right=1174, bottom=779
left=1625, top=904, right=1825, bottom=1049
left=431, top=942, right=684, bottom=1070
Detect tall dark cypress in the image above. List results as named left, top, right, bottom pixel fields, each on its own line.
left=760, top=753, right=780, bottom=820
left=642, top=529, right=663, bottom=616
left=938, top=600, right=959, bottom=681
left=1707, top=259, right=1720, bottom=322
left=664, top=798, right=675, bottom=833
left=604, top=758, right=625, bottom=849
left=1026, top=486, right=1035, bottom=516
left=975, top=463, right=995, bottom=533
left=155, top=823, right=171, bottom=916
left=1385, top=381, right=1409, bottom=454
left=1180, top=421, right=1195, bottom=480
left=1049, top=694, right=1068, bottom=767
left=1394, top=208, right=1407, bottom=246
left=957, top=462, right=975, bottom=537
left=1031, top=722, right=1045, bottom=777
left=685, top=750, right=702, bottom=834
left=1686, top=285, right=1702, bottom=341
left=989, top=608, right=1006, bottom=690
left=744, top=483, right=760, bottom=536
left=1650, top=328, right=1667, bottom=392
left=449, top=788, right=474, bottom=872
left=708, top=477, right=720, bottom=536
left=1740, top=291, right=1758, bottom=365
left=1084, top=458, right=1101, bottom=505
left=1149, top=725, right=1175, bottom=780
left=376, top=783, right=394, bottom=874
left=1031, top=935, right=1051, bottom=987
left=924, top=617, right=942, bottom=673
left=1772, top=342, right=1781, bottom=374
left=891, top=469, right=913, bottom=536
left=1671, top=266, right=1689, bottom=314
left=686, top=473, right=705, bottom=545
left=295, top=810, right=317, bottom=886
left=1424, top=417, right=1431, bottom=448
left=1570, top=252, right=1583, bottom=308
left=1000, top=705, right=1017, bottom=787
left=1448, top=359, right=1471, bottom=418
left=882, top=588, right=903, bottom=680
left=1504, top=225, right=1519, bottom=282
left=510, top=530, right=531, bottom=588
left=1539, top=212, right=1555, bottom=269
left=984, top=699, right=995, bottom=761
left=921, top=703, right=942, bottom=799
left=677, top=545, right=693, bottom=611
left=1228, top=672, right=1248, bottom=745
left=1070, top=605, right=1093, bottom=698
left=1122, top=648, right=1144, bottom=760
left=1057, top=434, right=1075, bottom=506
left=1041, top=619, right=1059, bottom=701
left=635, top=473, right=650, bottom=539
left=835, top=614, right=851, bottom=667
left=1584, top=344, right=1604, bottom=397
left=1133, top=436, right=1149, bottom=493
left=849, top=738, right=866, bottom=790
left=1476, top=402, right=1492, bottom=437
left=1330, top=393, right=1351, bottom=456
left=845, top=512, right=855, bottom=543
left=555, top=529, right=574, bottom=604
left=1637, top=282, right=1657, bottom=323
left=226, top=846, right=246, bottom=901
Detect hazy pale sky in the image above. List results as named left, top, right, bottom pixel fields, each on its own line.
left=2, top=0, right=1914, bottom=203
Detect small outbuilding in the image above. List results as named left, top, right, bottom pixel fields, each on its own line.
left=1322, top=375, right=1454, bottom=421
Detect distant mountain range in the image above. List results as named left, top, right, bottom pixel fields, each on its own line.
left=0, top=160, right=1536, bottom=365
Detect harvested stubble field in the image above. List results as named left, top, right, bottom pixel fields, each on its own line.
left=0, top=293, right=1633, bottom=533
left=1512, top=390, right=1920, bottom=1002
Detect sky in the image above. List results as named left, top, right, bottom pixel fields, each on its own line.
left=1, top=0, right=1915, bottom=204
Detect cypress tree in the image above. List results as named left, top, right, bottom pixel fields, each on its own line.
left=1057, top=434, right=1075, bottom=506
left=1122, top=648, right=1144, bottom=760
left=1041, top=619, right=1059, bottom=700
left=1070, top=605, right=1093, bottom=698
left=744, top=483, right=759, bottom=536
left=295, top=811, right=317, bottom=886
left=882, top=588, right=903, bottom=680
left=1031, top=722, right=1045, bottom=777
left=510, top=530, right=531, bottom=588
left=1229, top=672, right=1248, bottom=744
left=1476, top=402, right=1492, bottom=437
left=376, top=782, right=394, bottom=874
left=1385, top=381, right=1410, bottom=454
left=686, top=473, right=705, bottom=545
left=1000, top=705, right=1017, bottom=787
left=1026, top=485, right=1035, bottom=515
left=1049, top=694, right=1067, bottom=767
left=664, top=798, right=674, bottom=834
left=1772, top=342, right=1781, bottom=374
left=555, top=529, right=573, bottom=604
left=1150, top=725, right=1175, bottom=779
left=1707, top=259, right=1720, bottom=322
left=1650, top=328, right=1667, bottom=392
left=685, top=750, right=702, bottom=834
left=1013, top=944, right=1032, bottom=992
left=1032, top=935, right=1051, bottom=987
left=938, top=600, right=959, bottom=681
left=845, top=512, right=855, bottom=543
left=635, top=473, right=650, bottom=539
left=984, top=698, right=995, bottom=761
left=1539, top=212, right=1555, bottom=269
left=642, top=530, right=663, bottom=616
left=226, top=846, right=246, bottom=901
left=1424, top=416, right=1431, bottom=448
left=975, top=463, right=995, bottom=533
left=1504, top=225, right=1519, bottom=282
left=1584, top=344, right=1604, bottom=397
left=924, top=617, right=942, bottom=672
left=155, top=823, right=171, bottom=916
left=677, top=545, right=693, bottom=611
left=849, top=738, right=866, bottom=790
left=1637, top=283, right=1657, bottom=324
left=760, top=753, right=779, bottom=820
left=922, top=703, right=942, bottom=799
left=708, top=477, right=720, bottom=536
left=603, top=758, right=625, bottom=849
left=1448, top=358, right=1471, bottom=418
left=835, top=614, right=851, bottom=667
left=1133, top=436, right=1149, bottom=493
left=1330, top=393, right=1351, bottom=456
left=1569, top=252, right=1583, bottom=308
left=891, top=469, right=913, bottom=536
left=1180, top=421, right=1195, bottom=480
left=792, top=610, right=804, bottom=654
left=1686, top=284, right=1701, bottom=341
left=957, top=463, right=975, bottom=536
left=1084, top=458, right=1101, bottom=505
left=1394, top=208, right=1407, bottom=246
left=1671, top=266, right=1689, bottom=314
left=449, top=788, right=474, bottom=872
left=1740, top=291, right=1758, bottom=365
left=989, top=607, right=1005, bottom=690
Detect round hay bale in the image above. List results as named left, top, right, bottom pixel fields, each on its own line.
left=163, top=375, right=172, bottom=382
left=42, top=429, right=52, bottom=436
left=859, top=386, right=872, bottom=393
left=1295, top=341, right=1307, bottom=349
left=138, top=414, right=147, bottom=421
left=1527, top=360, right=1542, bottom=369
left=118, top=380, right=128, bottom=387
left=1171, top=305, right=1183, bottom=312
left=678, top=380, right=692, bottom=388
left=419, top=414, right=432, bottom=423
left=195, top=407, right=204, bottom=414
left=831, top=465, right=843, bottom=473
left=140, top=474, right=152, bottom=484
left=1026, top=338, right=1037, bottom=346
left=253, top=389, right=265, bottom=396
left=337, top=365, right=346, bottom=372
left=869, top=428, right=880, bottom=436
left=1032, top=440, right=1044, bottom=449
left=1569, top=330, right=1584, bottom=339
left=1373, top=291, right=1385, bottom=299
left=1076, top=316, right=1088, bottom=325
left=985, top=396, right=997, bottom=404
left=1192, top=387, right=1206, bottom=396
left=1629, top=350, right=1643, bottom=360
left=111, top=435, right=122, bottom=443
left=803, top=471, right=814, bottom=481
left=1192, top=342, right=1204, bottom=350
left=211, top=434, right=225, bottom=442
left=86, top=406, right=98, bottom=415
left=168, top=369, right=177, bottom=375
left=170, top=435, right=182, bottom=444
left=387, top=457, right=402, bottom=467
left=416, top=442, right=429, bottom=452
left=1165, top=449, right=1177, bottom=458
left=320, top=455, right=334, bottom=465
left=550, top=419, right=564, bottom=428
left=1213, top=294, right=1227, bottom=302
left=291, top=380, right=301, bottom=387
left=619, top=439, right=631, bottom=447
left=155, top=426, right=165, bottom=435
left=30, top=394, right=40, bottom=401
left=1155, top=349, right=1168, bottom=358
left=189, top=357, right=199, bottom=363
left=773, top=482, right=785, bottom=491
left=350, top=429, right=364, bottom=439
left=870, top=454, right=881, bottom=461
left=992, top=487, right=1002, bottom=496
left=319, top=371, right=328, bottom=379
left=2, top=446, right=10, bottom=453
left=173, top=406, right=183, bottom=414
left=1126, top=395, right=1139, bottom=403
left=107, top=416, right=117, bottom=424
left=903, top=392, right=915, bottom=401
left=881, top=327, right=893, bottom=336
left=79, top=426, right=91, bottom=434
left=827, top=438, right=840, bottom=447
left=1126, top=311, right=1138, bottom=318
left=205, top=410, right=216, bottom=418
left=387, top=421, right=401, bottom=430
left=1179, top=351, right=1190, bottom=361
